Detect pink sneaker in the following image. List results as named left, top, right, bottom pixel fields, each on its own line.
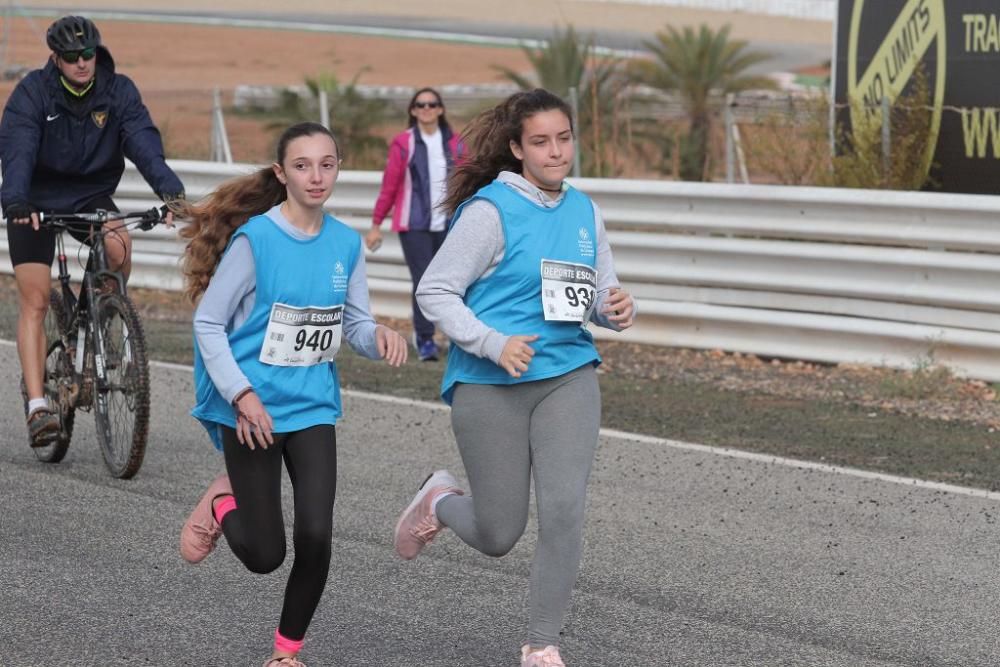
left=393, top=469, right=463, bottom=560
left=263, top=657, right=306, bottom=667
left=521, top=645, right=566, bottom=667
left=179, top=473, right=232, bottom=564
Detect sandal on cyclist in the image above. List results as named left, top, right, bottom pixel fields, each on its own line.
left=27, top=407, right=60, bottom=447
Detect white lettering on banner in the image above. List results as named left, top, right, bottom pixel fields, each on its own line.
left=963, top=14, right=1000, bottom=53
left=261, top=303, right=343, bottom=366
left=961, top=108, right=1000, bottom=159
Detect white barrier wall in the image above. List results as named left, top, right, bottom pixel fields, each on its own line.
left=4, top=159, right=1000, bottom=380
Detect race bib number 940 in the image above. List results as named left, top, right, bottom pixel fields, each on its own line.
left=260, top=303, right=343, bottom=366
left=541, top=259, right=597, bottom=322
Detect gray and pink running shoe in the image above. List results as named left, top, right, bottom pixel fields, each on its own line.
left=393, top=469, right=464, bottom=560
left=263, top=657, right=306, bottom=667
left=521, top=645, right=566, bottom=667
left=179, top=473, right=232, bottom=563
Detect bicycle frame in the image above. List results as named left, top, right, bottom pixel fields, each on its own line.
left=51, top=210, right=128, bottom=407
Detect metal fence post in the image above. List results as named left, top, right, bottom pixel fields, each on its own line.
left=725, top=93, right=735, bottom=183
left=318, top=89, right=330, bottom=130
left=881, top=95, right=891, bottom=183
left=828, top=92, right=837, bottom=162
left=732, top=123, right=750, bottom=184
left=569, top=86, right=582, bottom=178
left=210, top=87, right=233, bottom=164
left=0, top=0, right=11, bottom=71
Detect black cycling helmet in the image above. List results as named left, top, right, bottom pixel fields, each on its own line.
left=46, top=16, right=101, bottom=53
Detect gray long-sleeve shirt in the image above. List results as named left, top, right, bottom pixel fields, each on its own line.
left=194, top=205, right=381, bottom=404
left=415, top=171, right=634, bottom=365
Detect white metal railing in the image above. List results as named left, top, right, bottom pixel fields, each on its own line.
left=5, top=159, right=1000, bottom=380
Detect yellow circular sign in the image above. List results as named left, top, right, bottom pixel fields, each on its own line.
left=846, top=0, right=947, bottom=178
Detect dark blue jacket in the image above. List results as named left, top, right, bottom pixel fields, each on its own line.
left=0, top=46, right=183, bottom=214
left=408, top=124, right=458, bottom=231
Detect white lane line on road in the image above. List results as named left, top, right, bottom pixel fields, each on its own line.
left=599, top=427, right=1000, bottom=501
left=143, top=359, right=1000, bottom=501
left=4, top=339, right=992, bottom=502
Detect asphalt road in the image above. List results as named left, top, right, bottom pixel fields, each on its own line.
left=2, top=345, right=999, bottom=666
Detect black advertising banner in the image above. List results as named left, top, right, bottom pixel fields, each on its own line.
left=834, top=0, right=1000, bottom=193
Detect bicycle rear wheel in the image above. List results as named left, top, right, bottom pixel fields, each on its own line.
left=23, top=289, right=76, bottom=462
left=90, top=292, right=149, bottom=479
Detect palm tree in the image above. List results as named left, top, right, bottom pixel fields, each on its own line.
left=495, top=25, right=628, bottom=177
left=308, top=70, right=393, bottom=169
left=631, top=24, right=776, bottom=181
left=257, top=69, right=391, bottom=169
left=496, top=25, right=592, bottom=97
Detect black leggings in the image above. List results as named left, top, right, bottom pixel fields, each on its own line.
left=220, top=424, right=337, bottom=641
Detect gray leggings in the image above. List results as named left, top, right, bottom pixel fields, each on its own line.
left=437, top=363, right=601, bottom=648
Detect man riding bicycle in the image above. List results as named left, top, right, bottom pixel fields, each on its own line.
left=0, top=15, right=184, bottom=447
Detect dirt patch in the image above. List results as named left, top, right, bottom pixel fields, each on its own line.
left=1, top=17, right=532, bottom=162
left=2, top=18, right=531, bottom=91
left=596, top=343, right=1000, bottom=429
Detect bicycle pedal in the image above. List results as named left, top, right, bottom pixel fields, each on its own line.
left=29, top=430, right=61, bottom=448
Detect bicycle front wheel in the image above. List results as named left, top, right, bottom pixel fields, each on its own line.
left=90, top=292, right=149, bottom=479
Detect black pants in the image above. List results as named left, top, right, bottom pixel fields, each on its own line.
left=7, top=195, right=118, bottom=267
left=399, top=229, right=447, bottom=341
left=220, top=424, right=337, bottom=641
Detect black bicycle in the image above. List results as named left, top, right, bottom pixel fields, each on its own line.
left=21, top=207, right=165, bottom=478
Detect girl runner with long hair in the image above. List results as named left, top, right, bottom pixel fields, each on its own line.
left=178, top=122, right=407, bottom=667
left=393, top=89, right=636, bottom=667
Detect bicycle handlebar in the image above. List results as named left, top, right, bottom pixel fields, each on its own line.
left=38, top=207, right=166, bottom=231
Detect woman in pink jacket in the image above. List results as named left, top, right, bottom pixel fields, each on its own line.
left=366, top=87, right=464, bottom=361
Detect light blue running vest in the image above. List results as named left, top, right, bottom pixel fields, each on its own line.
left=440, top=180, right=601, bottom=404
left=192, top=212, right=360, bottom=449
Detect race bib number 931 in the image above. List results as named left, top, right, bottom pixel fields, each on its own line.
left=260, top=303, right=343, bottom=366
left=541, top=259, right=597, bottom=323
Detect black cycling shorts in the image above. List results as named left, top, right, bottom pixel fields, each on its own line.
left=7, top=195, right=119, bottom=267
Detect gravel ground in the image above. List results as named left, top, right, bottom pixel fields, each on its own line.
left=596, top=341, right=1000, bottom=429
